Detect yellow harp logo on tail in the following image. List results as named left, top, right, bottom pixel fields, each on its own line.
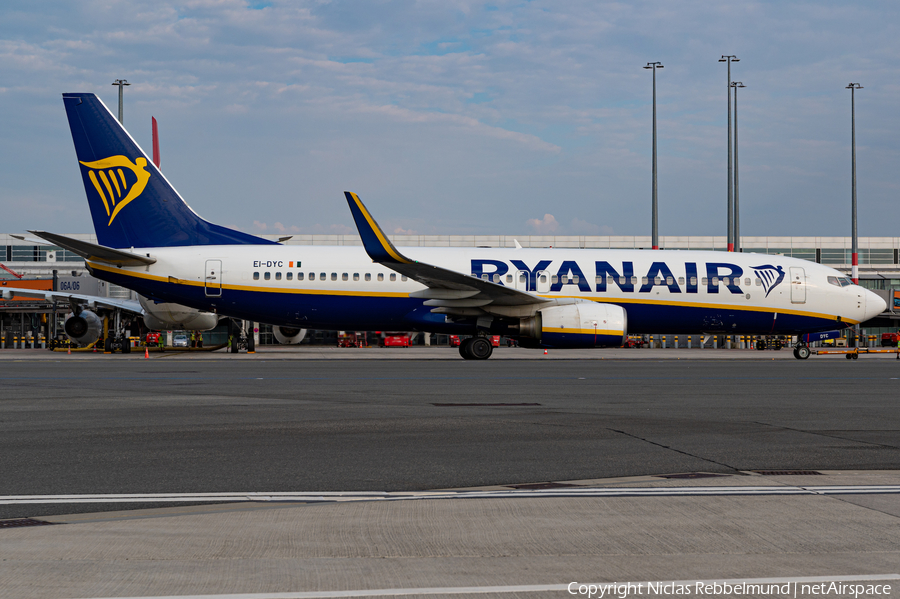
left=79, top=156, right=151, bottom=226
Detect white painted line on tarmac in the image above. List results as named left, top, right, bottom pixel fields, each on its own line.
left=3, top=485, right=900, bottom=505
left=65, top=574, right=900, bottom=599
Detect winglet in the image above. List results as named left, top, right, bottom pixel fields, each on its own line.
left=344, top=192, right=412, bottom=264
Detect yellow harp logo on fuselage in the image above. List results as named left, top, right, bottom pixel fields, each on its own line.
left=79, top=155, right=151, bottom=226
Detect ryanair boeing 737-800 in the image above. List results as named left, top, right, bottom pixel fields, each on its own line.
left=23, top=93, right=885, bottom=359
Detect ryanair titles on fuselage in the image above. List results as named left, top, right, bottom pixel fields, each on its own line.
left=470, top=259, right=786, bottom=296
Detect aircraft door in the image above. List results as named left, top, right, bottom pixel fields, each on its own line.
left=205, top=259, right=222, bottom=297
left=789, top=266, right=806, bottom=304
left=536, top=270, right=551, bottom=294
left=514, top=270, right=529, bottom=292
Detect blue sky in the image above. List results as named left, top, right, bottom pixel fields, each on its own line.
left=1, top=1, right=898, bottom=238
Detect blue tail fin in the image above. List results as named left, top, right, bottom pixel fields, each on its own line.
left=63, top=93, right=276, bottom=248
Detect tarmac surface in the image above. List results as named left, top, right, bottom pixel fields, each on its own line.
left=1, top=347, right=899, bottom=597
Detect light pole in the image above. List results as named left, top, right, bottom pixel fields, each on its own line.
left=846, top=83, right=862, bottom=284
left=719, top=55, right=739, bottom=251
left=731, top=81, right=745, bottom=252
left=644, top=62, right=663, bottom=250
left=111, top=79, right=131, bottom=125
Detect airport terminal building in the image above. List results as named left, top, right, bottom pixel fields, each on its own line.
left=2, top=232, right=899, bottom=346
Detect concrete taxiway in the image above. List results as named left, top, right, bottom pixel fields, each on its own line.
left=1, top=349, right=898, bottom=597
left=1, top=471, right=899, bottom=598
left=4, top=345, right=899, bottom=360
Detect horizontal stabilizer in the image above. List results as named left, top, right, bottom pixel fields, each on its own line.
left=28, top=231, right=156, bottom=266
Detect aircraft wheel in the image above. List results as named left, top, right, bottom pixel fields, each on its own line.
left=459, top=338, right=475, bottom=359
left=469, top=337, right=493, bottom=360
left=796, top=346, right=810, bottom=360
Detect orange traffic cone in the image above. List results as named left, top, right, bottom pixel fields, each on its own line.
left=67, top=347, right=71, bottom=355
left=543, top=349, right=548, bottom=355
left=144, top=347, right=149, bottom=359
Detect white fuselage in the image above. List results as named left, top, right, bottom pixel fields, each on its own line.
left=86, top=245, right=884, bottom=335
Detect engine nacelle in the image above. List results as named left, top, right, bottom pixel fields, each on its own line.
left=273, top=326, right=307, bottom=344
left=519, top=302, right=626, bottom=348
left=64, top=310, right=103, bottom=346
left=139, top=295, right=219, bottom=331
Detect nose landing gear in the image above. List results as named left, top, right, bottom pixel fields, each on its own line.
left=793, top=344, right=811, bottom=360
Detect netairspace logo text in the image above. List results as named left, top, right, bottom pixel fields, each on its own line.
left=567, top=581, right=893, bottom=598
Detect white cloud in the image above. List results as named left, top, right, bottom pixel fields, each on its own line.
left=526, top=214, right=560, bottom=234
left=570, top=217, right=613, bottom=236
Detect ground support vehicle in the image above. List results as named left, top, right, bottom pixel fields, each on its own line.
left=338, top=332, right=366, bottom=348
left=623, top=336, right=645, bottom=348
left=814, top=347, right=900, bottom=360
left=382, top=335, right=410, bottom=348
left=755, top=335, right=790, bottom=351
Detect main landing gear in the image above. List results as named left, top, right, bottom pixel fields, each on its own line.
left=459, top=336, right=493, bottom=360
left=792, top=344, right=811, bottom=360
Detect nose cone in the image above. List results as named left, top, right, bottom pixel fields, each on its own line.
left=863, top=289, right=887, bottom=322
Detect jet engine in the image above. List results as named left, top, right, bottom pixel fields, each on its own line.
left=64, top=309, right=103, bottom=346
left=273, top=326, right=307, bottom=345
left=139, top=295, right=219, bottom=331
left=518, top=301, right=626, bottom=348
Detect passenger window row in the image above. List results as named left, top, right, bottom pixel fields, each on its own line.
left=250, top=270, right=765, bottom=289
left=253, top=272, right=408, bottom=282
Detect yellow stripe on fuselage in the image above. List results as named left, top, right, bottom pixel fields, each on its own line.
left=552, top=294, right=855, bottom=324
left=543, top=327, right=623, bottom=336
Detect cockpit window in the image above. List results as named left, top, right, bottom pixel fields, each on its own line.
left=828, top=276, right=854, bottom=287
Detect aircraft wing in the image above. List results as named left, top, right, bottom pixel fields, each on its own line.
left=0, top=287, right=144, bottom=314
left=345, top=192, right=548, bottom=307
left=28, top=231, right=156, bottom=266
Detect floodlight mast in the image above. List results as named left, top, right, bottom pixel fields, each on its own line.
left=731, top=81, right=745, bottom=253
left=846, top=83, right=863, bottom=284
left=644, top=62, right=664, bottom=250
left=719, top=56, right=739, bottom=251
left=111, top=79, right=130, bottom=125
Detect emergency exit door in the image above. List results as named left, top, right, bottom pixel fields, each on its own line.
left=789, top=266, right=806, bottom=304
left=205, top=260, right=222, bottom=297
